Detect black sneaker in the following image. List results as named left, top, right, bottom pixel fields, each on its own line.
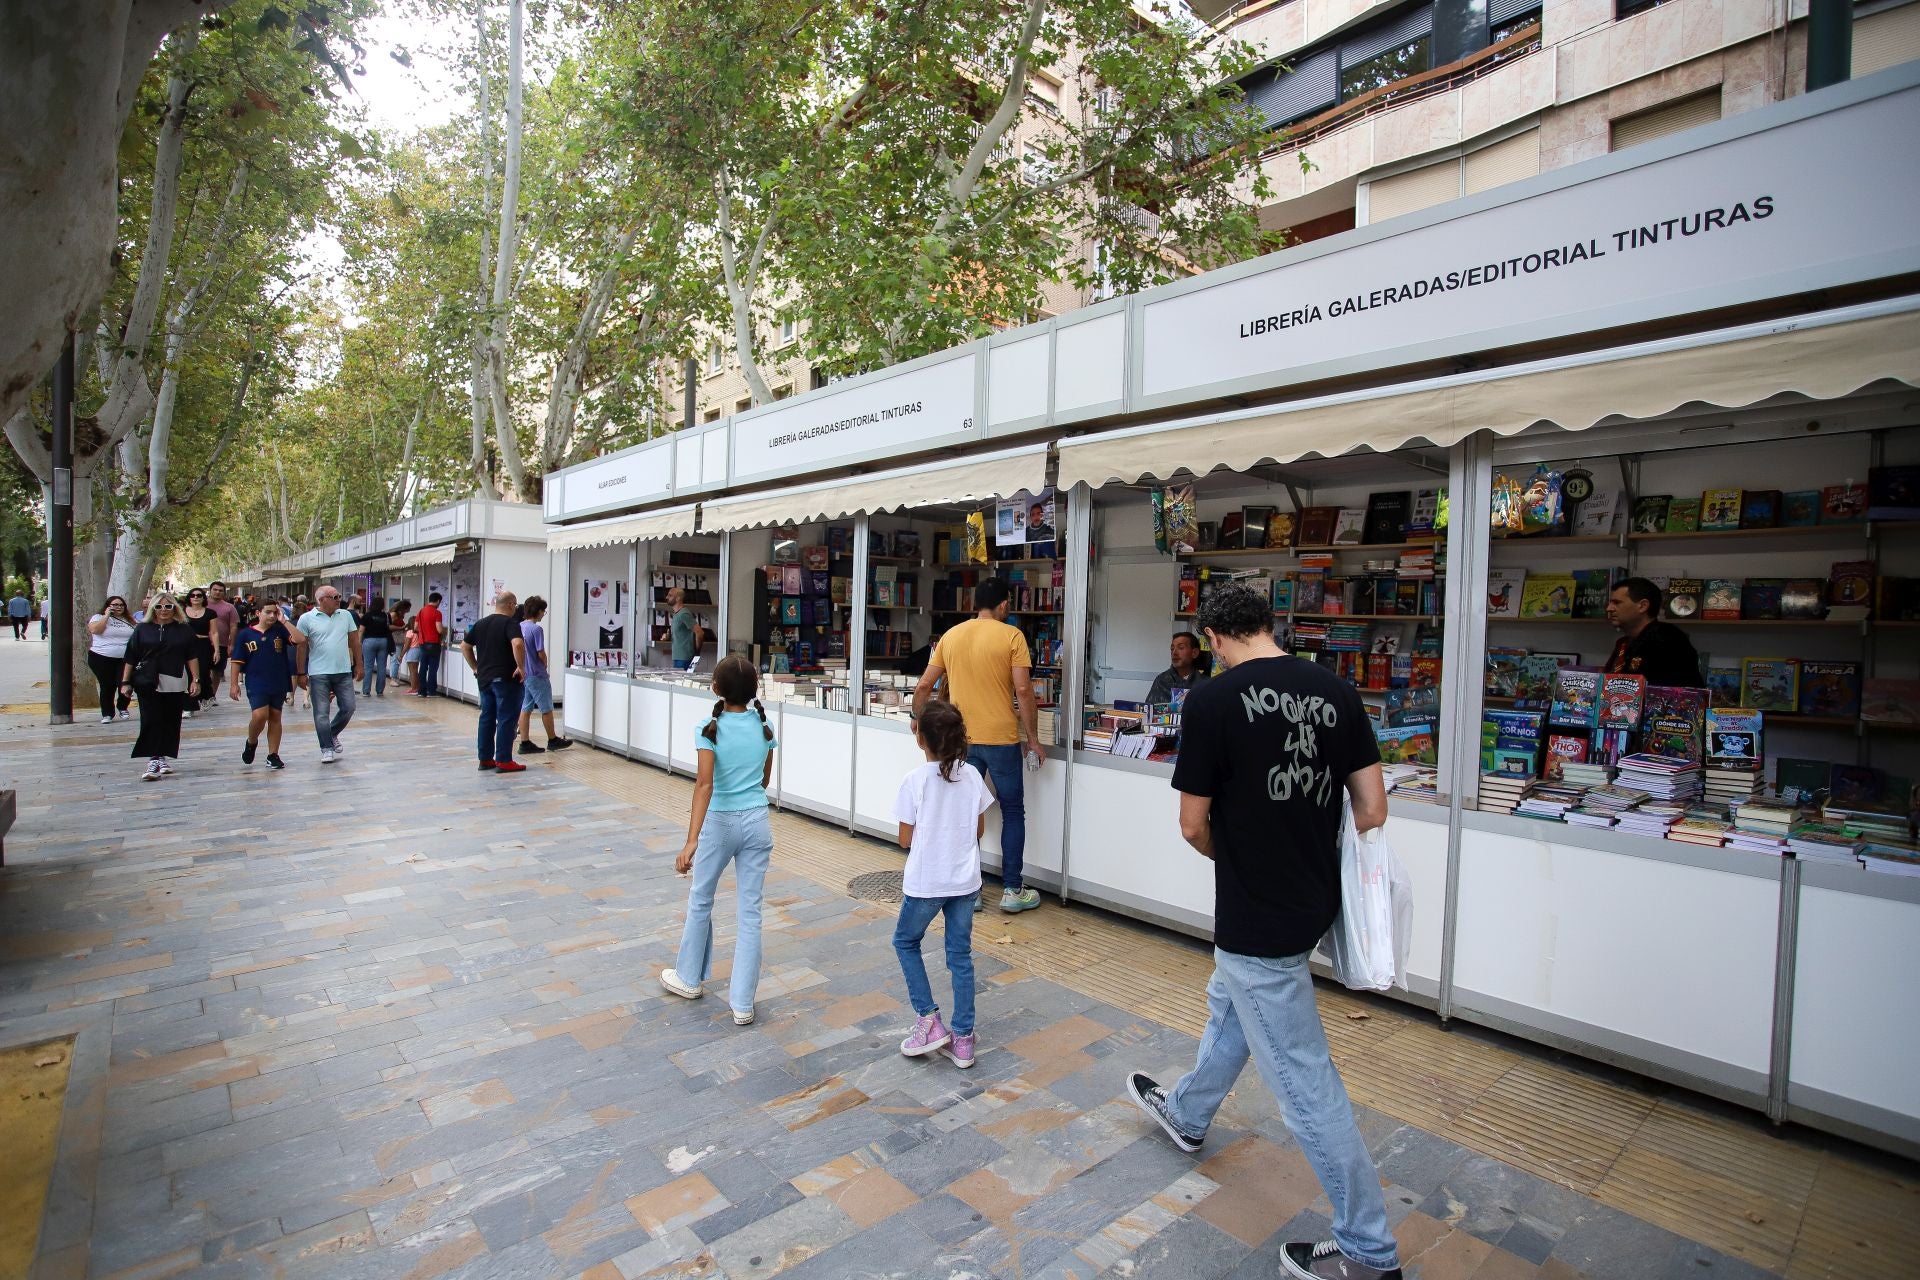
left=242, top=740, right=257, bottom=765
left=1280, top=1240, right=1402, bottom=1279
left=549, top=738, right=573, bottom=750
left=1125, top=1072, right=1205, bottom=1153
left=519, top=740, right=546, bottom=754
left=478, top=760, right=496, bottom=771
left=266, top=754, right=285, bottom=769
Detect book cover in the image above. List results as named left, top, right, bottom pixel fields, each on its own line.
left=827, top=526, right=853, bottom=555
left=1485, top=708, right=1547, bottom=745
left=779, top=599, right=801, bottom=624
left=1298, top=507, right=1339, bottom=547
left=1544, top=734, right=1589, bottom=781
left=1665, top=577, right=1703, bottom=621
left=1331, top=508, right=1367, bottom=545
left=1571, top=568, right=1617, bottom=619
left=1363, top=491, right=1410, bottom=544
left=1663, top=498, right=1701, bottom=533
left=1240, top=506, right=1275, bottom=550
left=1485, top=648, right=1527, bottom=698
left=1774, top=757, right=1828, bottom=802
left=1411, top=655, right=1443, bottom=687
left=1705, top=708, right=1764, bottom=770
left=1376, top=723, right=1436, bottom=765
left=781, top=564, right=804, bottom=595
left=1861, top=678, right=1920, bottom=725
left=1267, top=511, right=1297, bottom=548
left=1742, top=578, right=1785, bottom=620
left=1487, top=571, right=1525, bottom=618
left=1270, top=578, right=1293, bottom=614
left=1783, top=490, right=1820, bottom=526
left=1820, top=482, right=1868, bottom=523
left=1779, top=579, right=1825, bottom=620
left=1575, top=486, right=1619, bottom=535
left=1705, top=660, right=1743, bottom=709
left=1294, top=573, right=1326, bottom=615
left=1827, top=560, right=1873, bottom=607
left=1598, top=674, right=1648, bottom=729
left=1739, top=489, right=1782, bottom=529
left=1630, top=495, right=1671, bottom=534
left=1740, top=658, right=1799, bottom=712
left=1519, top=574, right=1576, bottom=619
left=1797, top=660, right=1862, bottom=718
left=801, top=545, right=831, bottom=571
left=893, top=530, right=922, bottom=559
left=1642, top=687, right=1708, bottom=760
left=1867, top=464, right=1920, bottom=520
left=1699, top=488, right=1744, bottom=531
left=1218, top=510, right=1245, bottom=551
left=1702, top=579, right=1742, bottom=620
left=1550, top=668, right=1602, bottom=728
left=1515, top=654, right=1569, bottom=704
left=1407, top=489, right=1441, bottom=536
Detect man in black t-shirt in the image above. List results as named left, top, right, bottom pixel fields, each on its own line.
left=1125, top=585, right=1402, bottom=1280
left=462, top=591, right=527, bottom=774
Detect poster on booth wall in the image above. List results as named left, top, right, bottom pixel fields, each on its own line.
left=995, top=488, right=1057, bottom=547
left=449, top=555, right=482, bottom=635
left=583, top=579, right=610, bottom=615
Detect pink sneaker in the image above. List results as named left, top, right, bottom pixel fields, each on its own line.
left=943, top=1032, right=976, bottom=1069
left=900, top=1012, right=951, bottom=1057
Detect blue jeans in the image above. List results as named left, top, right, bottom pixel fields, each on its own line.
left=360, top=638, right=389, bottom=695
left=418, top=643, right=443, bottom=695
left=1165, top=949, right=1398, bottom=1271
left=478, top=676, right=522, bottom=763
left=674, top=808, right=773, bottom=1012
left=893, top=894, right=976, bottom=1035
left=309, top=672, right=356, bottom=751
left=967, top=744, right=1025, bottom=892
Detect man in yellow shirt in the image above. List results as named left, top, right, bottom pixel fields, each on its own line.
left=912, top=577, right=1046, bottom=913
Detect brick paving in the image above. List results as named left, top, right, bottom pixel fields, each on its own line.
left=0, top=644, right=1884, bottom=1279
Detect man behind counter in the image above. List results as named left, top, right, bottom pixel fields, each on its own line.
left=1147, top=632, right=1213, bottom=706
left=1603, top=577, right=1704, bottom=687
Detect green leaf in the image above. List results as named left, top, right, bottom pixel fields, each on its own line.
left=258, top=5, right=290, bottom=32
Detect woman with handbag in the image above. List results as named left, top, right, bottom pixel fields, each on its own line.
left=182, top=587, right=217, bottom=713
left=120, top=592, right=201, bottom=780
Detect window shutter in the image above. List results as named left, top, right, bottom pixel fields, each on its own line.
left=1366, top=159, right=1462, bottom=222
left=1854, top=3, right=1920, bottom=76
left=1609, top=90, right=1722, bottom=152
left=1464, top=128, right=1541, bottom=195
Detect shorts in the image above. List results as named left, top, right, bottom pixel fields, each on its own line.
left=404, top=647, right=422, bottom=663
left=246, top=686, right=290, bottom=711
left=521, top=672, right=554, bottom=714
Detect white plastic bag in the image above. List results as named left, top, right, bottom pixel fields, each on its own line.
left=1318, top=798, right=1414, bottom=992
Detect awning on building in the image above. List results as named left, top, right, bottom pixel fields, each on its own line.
left=1056, top=302, right=1920, bottom=489
left=326, top=561, right=374, bottom=577
left=546, top=501, right=700, bottom=551
left=368, top=544, right=459, bottom=573
left=699, top=443, right=1050, bottom=533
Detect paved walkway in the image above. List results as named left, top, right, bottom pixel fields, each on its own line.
left=0, top=642, right=1914, bottom=1280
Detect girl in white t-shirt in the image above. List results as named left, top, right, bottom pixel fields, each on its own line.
left=892, top=700, right=996, bottom=1068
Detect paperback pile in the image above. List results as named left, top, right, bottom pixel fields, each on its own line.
left=1861, top=847, right=1920, bottom=876
left=1616, top=753, right=1702, bottom=802
left=1516, top=783, right=1584, bottom=821
left=1822, top=799, right=1912, bottom=845
left=1392, top=768, right=1439, bottom=802
left=1703, top=708, right=1764, bottom=809
left=1477, top=773, right=1533, bottom=815
left=1788, top=827, right=1864, bottom=863
left=1726, top=796, right=1799, bottom=854
left=1560, top=760, right=1613, bottom=789
left=1565, top=783, right=1644, bottom=828
left=1668, top=816, right=1731, bottom=847
left=1616, top=801, right=1685, bottom=838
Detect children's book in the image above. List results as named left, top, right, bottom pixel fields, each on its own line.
left=1544, top=734, right=1589, bottom=781
left=1571, top=568, right=1618, bottom=619
left=1575, top=486, right=1619, bottom=535
left=1699, top=488, right=1743, bottom=531
left=1664, top=578, right=1703, bottom=621
left=1861, top=678, right=1920, bottom=725
left=1663, top=498, right=1701, bottom=533
left=1514, top=653, right=1572, bottom=704
left=1641, top=686, right=1708, bottom=761
left=1295, top=573, right=1326, bottom=614
left=1797, top=660, right=1862, bottom=718
left=1705, top=708, right=1763, bottom=770
left=781, top=565, right=804, bottom=595
left=1598, top=674, right=1648, bottom=729
left=1742, top=579, right=1785, bottom=620
left=1376, top=723, right=1437, bottom=765
left=1740, top=658, right=1799, bottom=712
left=1519, top=574, right=1576, bottom=619
left=1783, top=491, right=1820, bottom=527
left=1702, top=579, right=1742, bottom=620
left=1705, top=660, right=1743, bottom=709
left=1549, top=668, right=1602, bottom=728
left=1630, top=496, right=1671, bottom=534
left=1411, top=655, right=1443, bottom=687
left=1487, top=571, right=1525, bottom=618
left=1780, top=579, right=1825, bottom=620
left=1821, top=483, right=1868, bottom=523
left=1407, top=489, right=1441, bottom=536
left=1484, top=647, right=1528, bottom=698
left=1739, top=489, right=1781, bottom=529
left=1331, top=508, right=1367, bottom=545
left=1270, top=578, right=1294, bottom=614
left=801, top=545, right=831, bottom=571
left=1827, top=561, right=1873, bottom=608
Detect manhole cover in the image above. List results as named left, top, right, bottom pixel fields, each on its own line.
left=847, top=871, right=903, bottom=903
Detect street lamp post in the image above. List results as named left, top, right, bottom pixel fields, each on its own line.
left=49, top=333, right=75, bottom=725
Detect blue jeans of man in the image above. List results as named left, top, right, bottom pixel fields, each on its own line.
left=673, top=808, right=773, bottom=1012
left=360, top=637, right=389, bottom=695
left=477, top=676, right=522, bottom=764
left=309, top=672, right=356, bottom=751
left=1164, top=949, right=1399, bottom=1272
left=418, top=642, right=443, bottom=695
left=967, top=744, right=1025, bottom=892
left=893, top=894, right=977, bottom=1035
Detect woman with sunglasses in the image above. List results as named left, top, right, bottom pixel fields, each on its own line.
left=120, top=593, right=200, bottom=779
left=86, top=595, right=137, bottom=722
left=182, top=588, right=217, bottom=714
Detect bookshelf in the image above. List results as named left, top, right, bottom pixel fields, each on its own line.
left=1177, top=539, right=1441, bottom=560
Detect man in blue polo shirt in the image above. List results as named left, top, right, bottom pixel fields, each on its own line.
left=296, top=586, right=362, bottom=764
left=230, top=603, right=303, bottom=769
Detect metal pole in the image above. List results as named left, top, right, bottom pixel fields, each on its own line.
left=49, top=333, right=76, bottom=725
left=683, top=357, right=698, bottom=431
left=1805, top=0, right=1851, bottom=92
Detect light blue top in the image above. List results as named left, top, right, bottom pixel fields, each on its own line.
left=695, top=710, right=778, bottom=812
left=6, top=596, right=28, bottom=617
left=296, top=606, right=359, bottom=675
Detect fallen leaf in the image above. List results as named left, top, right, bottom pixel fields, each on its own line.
left=1345, top=1012, right=1370, bottom=1021
left=33, top=1051, right=63, bottom=1068
left=1746, top=1211, right=1765, bottom=1224
left=993, top=934, right=1014, bottom=945
left=1063, top=926, right=1078, bottom=936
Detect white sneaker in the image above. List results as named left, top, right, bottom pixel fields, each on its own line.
left=320, top=748, right=337, bottom=764
left=157, top=760, right=173, bottom=775
left=732, top=1007, right=755, bottom=1026
left=101, top=715, right=113, bottom=724
left=141, top=762, right=162, bottom=781
left=331, top=739, right=344, bottom=756
left=118, top=710, right=131, bottom=721
left=184, top=709, right=194, bottom=719
left=659, top=968, right=701, bottom=1000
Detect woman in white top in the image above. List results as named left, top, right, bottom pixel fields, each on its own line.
left=87, top=595, right=137, bottom=722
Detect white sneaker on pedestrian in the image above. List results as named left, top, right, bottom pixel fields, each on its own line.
left=141, top=761, right=162, bottom=781
left=118, top=709, right=131, bottom=721
left=659, top=968, right=701, bottom=1000
left=320, top=748, right=337, bottom=764
left=331, top=739, right=344, bottom=756
left=184, top=708, right=194, bottom=719
left=100, top=714, right=113, bottom=724
left=157, top=760, right=174, bottom=775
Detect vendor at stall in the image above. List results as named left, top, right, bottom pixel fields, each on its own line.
left=1603, top=577, right=1705, bottom=687
left=1146, top=632, right=1212, bottom=705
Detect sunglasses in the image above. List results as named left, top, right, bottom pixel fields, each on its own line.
left=155, top=604, right=176, bottom=611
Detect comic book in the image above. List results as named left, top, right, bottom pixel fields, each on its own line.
left=1705, top=708, right=1763, bottom=770
left=1597, top=673, right=1648, bottom=729
left=1740, top=658, right=1800, bottom=712
left=1797, top=660, right=1862, bottom=718
left=1549, top=668, right=1602, bottom=728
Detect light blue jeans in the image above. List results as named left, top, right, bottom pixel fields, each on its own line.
left=893, top=894, right=976, bottom=1035
left=673, top=807, right=773, bottom=1013
left=309, top=672, right=356, bottom=751
left=1164, top=948, right=1399, bottom=1272
left=360, top=637, right=389, bottom=695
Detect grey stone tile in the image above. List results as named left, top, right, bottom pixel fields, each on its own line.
left=880, top=1124, right=1007, bottom=1197
left=1127, top=1214, right=1253, bottom=1279
left=1415, top=1152, right=1553, bottom=1246
left=776, top=1214, right=945, bottom=1280
left=1550, top=1199, right=1780, bottom=1280
left=1369, top=1123, right=1470, bottom=1198
left=905, top=1192, right=992, bottom=1247
left=689, top=1179, right=804, bottom=1243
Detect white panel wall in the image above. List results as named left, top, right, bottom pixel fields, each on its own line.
left=631, top=682, right=673, bottom=762
left=1067, top=765, right=1216, bottom=920
left=1790, top=885, right=1920, bottom=1123
left=669, top=688, right=714, bottom=772
left=594, top=676, right=630, bottom=749
left=778, top=712, right=854, bottom=818
left=1385, top=813, right=1448, bottom=990
left=853, top=719, right=925, bottom=833
left=1053, top=312, right=1126, bottom=413
left=564, top=672, right=599, bottom=740
left=987, top=333, right=1051, bottom=428
left=702, top=428, right=728, bottom=486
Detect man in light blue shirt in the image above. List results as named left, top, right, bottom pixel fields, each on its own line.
left=296, top=586, right=362, bottom=763
left=6, top=592, right=29, bottom=640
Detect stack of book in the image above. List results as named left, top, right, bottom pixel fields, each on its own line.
left=1478, top=773, right=1533, bottom=814
left=1617, top=802, right=1684, bottom=838
left=1560, top=760, right=1613, bottom=789
left=1566, top=783, right=1651, bottom=828
left=1703, top=767, right=1763, bottom=808
left=1822, top=800, right=1912, bottom=845
left=1564, top=803, right=1620, bottom=829
left=1390, top=768, right=1439, bottom=802
left=1787, top=827, right=1864, bottom=863
left=1861, top=847, right=1920, bottom=876
left=1730, top=796, right=1799, bottom=851
left=1516, top=784, right=1584, bottom=821
left=1668, top=816, right=1732, bottom=847
left=1616, top=754, right=1703, bottom=802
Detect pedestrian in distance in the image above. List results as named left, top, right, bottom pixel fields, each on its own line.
left=661, top=655, right=777, bottom=1026
left=358, top=595, right=393, bottom=697
left=230, top=601, right=302, bottom=769
left=120, top=592, right=200, bottom=781
left=295, top=586, right=362, bottom=764
left=6, top=588, right=29, bottom=639
left=180, top=588, right=219, bottom=714
left=388, top=599, right=412, bottom=686
left=892, top=699, right=995, bottom=1070
left=206, top=581, right=241, bottom=703
left=515, top=595, right=572, bottom=755
left=666, top=587, right=704, bottom=669
left=87, top=595, right=137, bottom=722
left=1123, top=584, right=1402, bottom=1280
left=463, top=590, right=527, bottom=773
left=412, top=591, right=446, bottom=696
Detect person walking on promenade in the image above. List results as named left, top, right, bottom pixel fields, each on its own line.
left=515, top=595, right=571, bottom=755
left=463, top=591, right=527, bottom=773
left=230, top=601, right=302, bottom=769
left=207, top=582, right=241, bottom=703
left=359, top=595, right=393, bottom=697
left=120, top=592, right=200, bottom=780
left=412, top=591, right=445, bottom=696
left=6, top=589, right=29, bottom=639
left=660, top=655, right=777, bottom=1025
left=892, top=700, right=995, bottom=1070
left=87, top=595, right=137, bottom=722
left=389, top=599, right=412, bottom=686
left=1124, top=584, right=1402, bottom=1280
left=296, top=586, right=361, bottom=764
left=910, top=576, right=1045, bottom=914
left=667, top=587, right=703, bottom=669
left=181, top=588, right=218, bottom=714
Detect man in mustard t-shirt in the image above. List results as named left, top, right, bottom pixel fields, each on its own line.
left=912, top=577, right=1045, bottom=913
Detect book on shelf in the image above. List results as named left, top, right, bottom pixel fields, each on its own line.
left=1331, top=508, right=1367, bottom=546
left=1484, top=647, right=1527, bottom=698
left=1630, top=495, right=1671, bottom=534
left=1575, top=486, right=1619, bottom=535
left=1797, top=660, right=1861, bottom=718
left=1783, top=491, right=1820, bottom=527
left=1705, top=659, right=1742, bottom=708
left=1218, top=510, right=1245, bottom=551
left=1866, top=464, right=1920, bottom=521
left=1513, top=653, right=1573, bottom=704
left=1549, top=668, right=1602, bottom=727
left=1702, top=579, right=1742, bottom=620
left=1268, top=511, right=1297, bottom=548
left=1705, top=708, right=1764, bottom=770
left=1519, top=574, right=1575, bottom=620
left=1660, top=577, right=1702, bottom=621
left=1779, top=579, right=1825, bottom=620
left=1820, top=482, right=1868, bottom=523
left=1699, top=488, right=1743, bottom=531
left=1487, top=571, right=1524, bottom=618
left=1663, top=498, right=1701, bottom=533
left=801, top=545, right=831, bottom=571
left=1240, top=506, right=1275, bottom=550
left=1740, top=489, right=1782, bottom=529
left=1544, top=733, right=1589, bottom=781
left=1774, top=757, right=1829, bottom=803
left=1298, top=507, right=1339, bottom=547
left=1407, top=489, right=1442, bottom=536
left=1641, top=686, right=1708, bottom=762
left=1295, top=573, right=1326, bottom=615
left=1598, top=674, right=1647, bottom=730
left=1740, top=658, right=1799, bottom=712
left=1861, top=678, right=1920, bottom=725
left=1741, top=579, right=1785, bottom=620
left=1827, top=560, right=1873, bottom=608
left=1363, top=492, right=1410, bottom=544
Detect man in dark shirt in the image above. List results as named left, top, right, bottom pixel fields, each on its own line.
left=1603, top=577, right=1704, bottom=687
left=1124, top=585, right=1402, bottom=1280
left=462, top=591, right=527, bottom=774
left=1145, top=631, right=1211, bottom=707
left=229, top=602, right=302, bottom=770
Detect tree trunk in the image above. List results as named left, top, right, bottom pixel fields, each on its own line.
left=484, top=0, right=529, bottom=500
left=541, top=224, right=639, bottom=473
left=468, top=0, right=500, bottom=498
left=715, top=172, right=775, bottom=406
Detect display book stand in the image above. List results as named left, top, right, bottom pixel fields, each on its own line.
left=927, top=522, right=1066, bottom=745
left=648, top=549, right=717, bottom=667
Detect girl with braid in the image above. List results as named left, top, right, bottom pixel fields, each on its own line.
left=661, top=655, right=779, bottom=1024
